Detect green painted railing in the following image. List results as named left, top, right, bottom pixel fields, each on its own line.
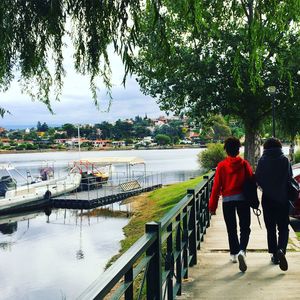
left=78, top=172, right=215, bottom=300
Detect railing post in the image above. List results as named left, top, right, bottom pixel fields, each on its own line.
left=199, top=192, right=204, bottom=241
left=203, top=175, right=210, bottom=228
left=146, top=222, right=162, bottom=300
left=182, top=206, right=188, bottom=279
left=166, top=223, right=173, bottom=300
left=195, top=191, right=201, bottom=250
left=125, top=267, right=133, bottom=300
left=187, top=189, right=197, bottom=266
left=175, top=213, right=182, bottom=295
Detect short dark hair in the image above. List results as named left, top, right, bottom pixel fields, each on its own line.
left=224, top=137, right=241, bottom=157
left=263, top=137, right=282, bottom=149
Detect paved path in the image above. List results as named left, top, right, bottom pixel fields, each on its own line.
left=180, top=203, right=300, bottom=300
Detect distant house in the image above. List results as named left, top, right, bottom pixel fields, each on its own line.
left=72, top=138, right=90, bottom=147
left=55, top=138, right=68, bottom=145
left=64, top=138, right=87, bottom=147
left=0, top=138, right=10, bottom=146
left=147, top=126, right=155, bottom=133
left=125, top=119, right=134, bottom=124
left=154, top=120, right=165, bottom=127
left=25, top=128, right=30, bottom=134
left=55, top=130, right=67, bottom=135
left=37, top=139, right=51, bottom=145
left=15, top=139, right=25, bottom=144
left=189, top=132, right=200, bottom=142
left=154, top=116, right=168, bottom=127
left=180, top=139, right=192, bottom=145
left=65, top=139, right=74, bottom=147
left=37, top=131, right=46, bottom=137
left=158, top=116, right=168, bottom=122
left=143, top=136, right=153, bottom=143
left=93, top=139, right=111, bottom=148
left=112, top=140, right=126, bottom=147
left=21, top=140, right=33, bottom=144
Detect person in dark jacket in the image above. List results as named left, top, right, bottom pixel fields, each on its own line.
left=209, top=137, right=253, bottom=272
left=256, top=138, right=292, bottom=271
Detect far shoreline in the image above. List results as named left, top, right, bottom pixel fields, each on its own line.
left=0, top=144, right=207, bottom=155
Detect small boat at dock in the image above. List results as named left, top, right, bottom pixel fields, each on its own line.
left=70, top=159, right=110, bottom=191
left=0, top=164, right=82, bottom=213
left=70, top=157, right=146, bottom=191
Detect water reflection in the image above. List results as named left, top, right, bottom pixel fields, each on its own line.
left=0, top=205, right=129, bottom=299
left=0, top=149, right=205, bottom=299
left=0, top=148, right=204, bottom=172
left=76, top=213, right=84, bottom=260
left=0, top=222, right=18, bottom=235
left=0, top=222, right=17, bottom=251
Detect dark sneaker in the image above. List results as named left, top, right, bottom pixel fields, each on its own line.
left=277, top=249, right=288, bottom=271
left=271, top=254, right=279, bottom=265
left=238, top=250, right=247, bottom=272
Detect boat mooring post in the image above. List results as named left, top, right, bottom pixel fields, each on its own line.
left=77, top=124, right=81, bottom=159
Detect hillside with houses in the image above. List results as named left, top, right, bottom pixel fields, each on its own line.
left=0, top=115, right=240, bottom=152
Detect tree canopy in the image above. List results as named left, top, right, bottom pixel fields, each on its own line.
left=207, top=115, right=232, bottom=142
left=134, top=0, right=300, bottom=165
left=2, top=1, right=300, bottom=165
left=0, top=0, right=160, bottom=115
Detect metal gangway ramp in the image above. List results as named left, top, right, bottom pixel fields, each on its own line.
left=120, top=180, right=141, bottom=191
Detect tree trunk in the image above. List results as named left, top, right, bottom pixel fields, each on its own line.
left=244, top=125, right=261, bottom=169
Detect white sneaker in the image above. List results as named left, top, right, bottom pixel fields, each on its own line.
left=237, top=250, right=247, bottom=272
left=230, top=255, right=237, bottom=263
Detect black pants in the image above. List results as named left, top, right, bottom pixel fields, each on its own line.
left=262, top=195, right=290, bottom=254
left=222, top=201, right=251, bottom=255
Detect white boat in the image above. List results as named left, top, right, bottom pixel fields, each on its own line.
left=0, top=164, right=82, bottom=213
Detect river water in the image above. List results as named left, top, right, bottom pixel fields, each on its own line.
left=0, top=148, right=203, bottom=299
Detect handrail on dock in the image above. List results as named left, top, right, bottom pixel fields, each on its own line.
left=78, top=171, right=215, bottom=300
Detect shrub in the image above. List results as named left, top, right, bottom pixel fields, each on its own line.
left=125, top=138, right=134, bottom=146
left=198, top=143, right=226, bottom=170
left=16, top=144, right=26, bottom=150
left=294, top=149, right=300, bottom=164
left=25, top=143, right=37, bottom=150
left=155, top=134, right=171, bottom=145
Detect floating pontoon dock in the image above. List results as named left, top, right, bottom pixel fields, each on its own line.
left=52, top=156, right=161, bottom=209
left=51, top=184, right=162, bottom=209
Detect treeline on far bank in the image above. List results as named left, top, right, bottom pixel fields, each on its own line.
left=1, top=115, right=244, bottom=151
left=1, top=114, right=297, bottom=152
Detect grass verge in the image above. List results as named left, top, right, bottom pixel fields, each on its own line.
left=107, top=175, right=204, bottom=267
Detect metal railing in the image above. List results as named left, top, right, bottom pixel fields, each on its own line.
left=60, top=171, right=163, bottom=201
left=78, top=172, right=215, bottom=300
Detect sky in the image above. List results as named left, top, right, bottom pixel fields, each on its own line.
left=0, top=44, right=166, bottom=129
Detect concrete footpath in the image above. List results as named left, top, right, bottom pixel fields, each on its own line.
left=179, top=204, right=300, bottom=300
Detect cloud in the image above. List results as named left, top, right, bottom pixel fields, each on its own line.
left=0, top=47, right=165, bottom=128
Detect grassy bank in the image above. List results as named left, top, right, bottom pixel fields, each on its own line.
left=108, top=175, right=204, bottom=267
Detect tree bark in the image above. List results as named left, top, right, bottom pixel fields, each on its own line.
left=244, top=125, right=261, bottom=169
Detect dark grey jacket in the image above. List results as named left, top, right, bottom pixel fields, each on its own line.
left=256, top=148, right=293, bottom=204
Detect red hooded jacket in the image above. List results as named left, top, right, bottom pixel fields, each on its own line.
left=209, top=156, right=253, bottom=213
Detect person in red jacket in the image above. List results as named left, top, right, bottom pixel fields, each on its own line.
left=209, top=137, right=253, bottom=272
